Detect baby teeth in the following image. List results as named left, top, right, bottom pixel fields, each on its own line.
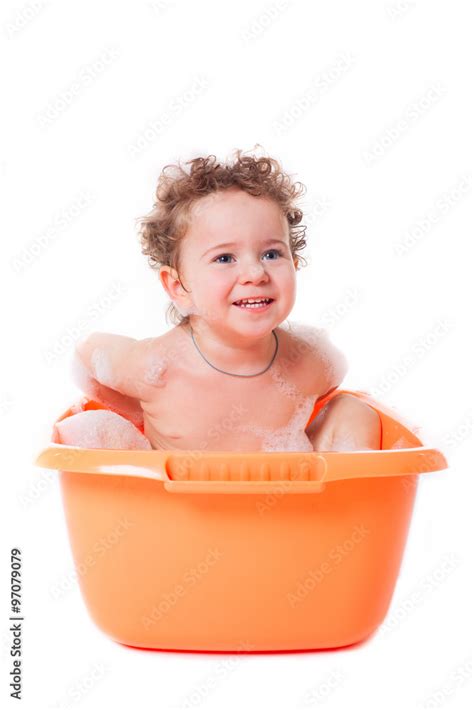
left=237, top=301, right=269, bottom=308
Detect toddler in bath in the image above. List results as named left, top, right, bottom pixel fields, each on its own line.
left=57, top=149, right=381, bottom=453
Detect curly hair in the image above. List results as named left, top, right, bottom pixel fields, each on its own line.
left=136, top=146, right=309, bottom=327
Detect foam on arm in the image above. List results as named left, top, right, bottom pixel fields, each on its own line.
left=282, top=321, right=348, bottom=399
left=73, top=332, right=167, bottom=402
left=313, top=327, right=349, bottom=398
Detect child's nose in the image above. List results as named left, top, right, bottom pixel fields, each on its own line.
left=238, top=259, right=269, bottom=284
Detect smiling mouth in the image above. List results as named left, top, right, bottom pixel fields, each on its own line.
left=232, top=298, right=275, bottom=309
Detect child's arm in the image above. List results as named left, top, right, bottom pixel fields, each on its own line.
left=72, top=333, right=166, bottom=418
left=312, top=328, right=348, bottom=401
left=284, top=325, right=348, bottom=401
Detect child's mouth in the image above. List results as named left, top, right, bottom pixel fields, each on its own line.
left=232, top=298, right=274, bottom=312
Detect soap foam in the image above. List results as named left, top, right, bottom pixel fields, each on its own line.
left=231, top=321, right=348, bottom=452
left=143, top=353, right=168, bottom=387
left=55, top=410, right=152, bottom=450
left=230, top=336, right=325, bottom=452
left=280, top=320, right=344, bottom=383
left=261, top=393, right=317, bottom=452
left=91, top=348, right=117, bottom=388
left=235, top=395, right=317, bottom=452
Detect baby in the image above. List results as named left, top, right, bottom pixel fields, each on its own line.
left=58, top=150, right=381, bottom=453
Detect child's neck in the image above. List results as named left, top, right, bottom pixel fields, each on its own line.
left=184, top=319, right=278, bottom=374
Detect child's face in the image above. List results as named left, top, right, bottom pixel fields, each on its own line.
left=163, top=188, right=298, bottom=335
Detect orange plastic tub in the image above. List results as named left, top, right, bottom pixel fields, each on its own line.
left=35, top=388, right=447, bottom=652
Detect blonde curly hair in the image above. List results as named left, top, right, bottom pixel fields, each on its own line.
left=136, top=146, right=309, bottom=327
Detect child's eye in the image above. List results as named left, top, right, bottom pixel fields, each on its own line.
left=263, top=248, right=283, bottom=260
left=214, top=254, right=234, bottom=264
left=213, top=249, right=283, bottom=264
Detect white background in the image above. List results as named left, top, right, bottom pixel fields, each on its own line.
left=1, top=0, right=472, bottom=708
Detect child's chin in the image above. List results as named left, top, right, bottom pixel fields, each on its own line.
left=230, top=308, right=279, bottom=330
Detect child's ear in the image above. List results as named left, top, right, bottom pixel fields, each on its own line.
left=159, top=265, right=191, bottom=306
left=159, top=265, right=179, bottom=296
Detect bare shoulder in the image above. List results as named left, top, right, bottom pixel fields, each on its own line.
left=133, top=326, right=188, bottom=389
left=276, top=321, right=348, bottom=397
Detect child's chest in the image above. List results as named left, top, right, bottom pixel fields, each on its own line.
left=142, top=360, right=318, bottom=452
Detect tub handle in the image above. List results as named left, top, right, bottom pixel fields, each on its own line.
left=163, top=480, right=326, bottom=494
left=34, top=446, right=328, bottom=492
left=35, top=445, right=171, bottom=481
left=162, top=452, right=328, bottom=493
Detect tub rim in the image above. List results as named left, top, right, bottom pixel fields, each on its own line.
left=34, top=389, right=448, bottom=494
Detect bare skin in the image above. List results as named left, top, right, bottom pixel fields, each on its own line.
left=73, top=322, right=380, bottom=452
left=306, top=393, right=382, bottom=452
